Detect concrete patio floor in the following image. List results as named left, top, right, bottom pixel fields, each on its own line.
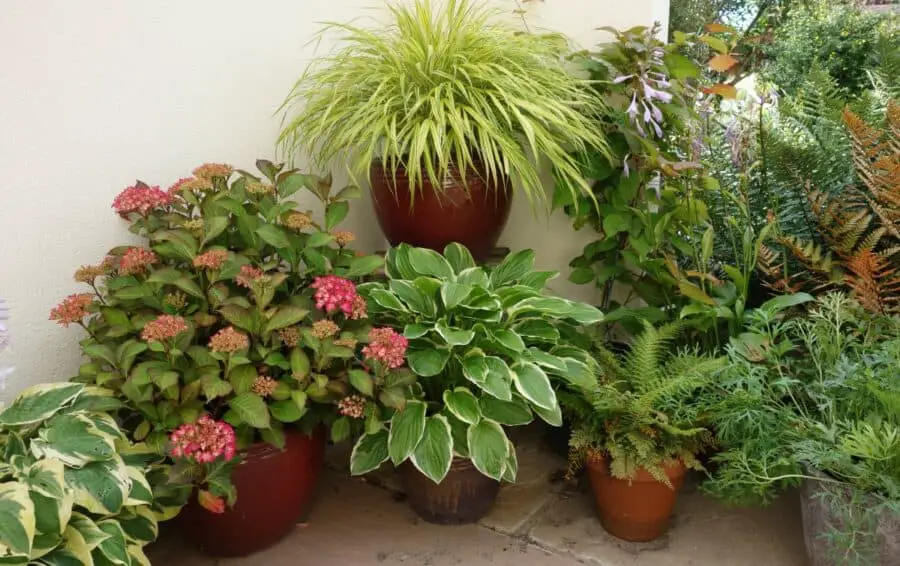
left=149, top=430, right=808, bottom=566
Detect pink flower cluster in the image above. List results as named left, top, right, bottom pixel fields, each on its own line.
left=141, top=315, right=188, bottom=342
left=112, top=183, right=172, bottom=217
left=338, top=395, right=367, bottom=419
left=235, top=265, right=265, bottom=288
left=311, top=276, right=362, bottom=317
left=209, top=326, right=249, bottom=353
left=362, top=327, right=408, bottom=369
left=167, top=177, right=193, bottom=196
left=49, top=293, right=94, bottom=327
left=193, top=250, right=228, bottom=270
left=169, top=415, right=236, bottom=463
left=119, top=247, right=158, bottom=275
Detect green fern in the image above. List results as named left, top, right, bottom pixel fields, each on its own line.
left=567, top=321, right=725, bottom=485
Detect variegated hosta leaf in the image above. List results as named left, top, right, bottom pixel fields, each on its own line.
left=60, top=524, right=93, bottom=565
left=68, top=511, right=110, bottom=551
left=34, top=546, right=88, bottom=566
left=64, top=459, right=130, bottom=515
left=30, top=490, right=72, bottom=540
left=25, top=459, right=66, bottom=500
left=0, top=383, right=84, bottom=427
left=80, top=412, right=126, bottom=442
left=93, top=520, right=130, bottom=565
left=123, top=467, right=153, bottom=507
left=118, top=506, right=158, bottom=544
left=30, top=530, right=63, bottom=560
left=0, top=481, right=35, bottom=562
left=30, top=414, right=117, bottom=467
left=128, top=542, right=152, bottom=566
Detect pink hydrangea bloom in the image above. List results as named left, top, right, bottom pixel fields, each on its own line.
left=362, top=327, right=408, bottom=369
left=141, top=315, right=188, bottom=342
left=119, top=247, right=158, bottom=275
left=311, top=275, right=358, bottom=316
left=209, top=326, right=249, bottom=353
left=167, top=177, right=193, bottom=196
left=235, top=265, right=265, bottom=288
left=193, top=250, right=228, bottom=270
left=49, top=293, right=94, bottom=327
left=112, top=183, right=172, bottom=217
left=169, top=415, right=236, bottom=464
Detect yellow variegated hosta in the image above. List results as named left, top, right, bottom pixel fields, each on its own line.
left=0, top=382, right=168, bottom=565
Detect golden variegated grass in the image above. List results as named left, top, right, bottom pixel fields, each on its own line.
left=278, top=0, right=608, bottom=208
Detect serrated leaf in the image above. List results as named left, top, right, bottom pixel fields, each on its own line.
left=325, top=201, right=349, bottom=231
left=256, top=224, right=292, bottom=249
left=229, top=393, right=270, bottom=428
left=264, top=306, right=309, bottom=333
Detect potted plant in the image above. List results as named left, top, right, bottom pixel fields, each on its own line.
left=343, top=243, right=603, bottom=524
left=278, top=0, right=608, bottom=260
left=566, top=321, right=724, bottom=542
left=50, top=160, right=383, bottom=556
left=0, top=382, right=163, bottom=565
left=706, top=293, right=900, bottom=566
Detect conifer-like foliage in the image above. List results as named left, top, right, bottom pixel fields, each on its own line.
left=761, top=100, right=900, bottom=314
left=567, top=322, right=724, bottom=484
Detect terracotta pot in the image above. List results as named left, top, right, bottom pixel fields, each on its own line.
left=586, top=454, right=686, bottom=542
left=179, top=427, right=327, bottom=557
left=800, top=467, right=900, bottom=565
left=399, top=458, right=500, bottom=525
left=369, top=161, right=512, bottom=261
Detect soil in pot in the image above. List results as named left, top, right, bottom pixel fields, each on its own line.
left=586, top=454, right=686, bottom=542
left=399, top=458, right=500, bottom=525
left=369, top=161, right=512, bottom=261
left=800, top=468, right=900, bottom=566
left=179, top=427, right=327, bottom=557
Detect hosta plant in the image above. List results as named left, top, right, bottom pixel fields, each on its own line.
left=566, top=322, right=725, bottom=484
left=51, top=161, right=382, bottom=492
left=0, top=382, right=162, bottom=566
left=346, top=243, right=604, bottom=483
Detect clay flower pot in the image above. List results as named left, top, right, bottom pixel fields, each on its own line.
left=369, top=161, right=512, bottom=261
left=179, top=427, right=327, bottom=557
left=399, top=458, right=500, bottom=525
left=586, top=453, right=686, bottom=542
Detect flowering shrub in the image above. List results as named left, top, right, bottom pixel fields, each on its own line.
left=168, top=415, right=238, bottom=513
left=53, top=160, right=383, bottom=509
left=347, top=244, right=603, bottom=484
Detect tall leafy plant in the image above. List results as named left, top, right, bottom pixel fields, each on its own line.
left=279, top=0, right=608, bottom=209
left=347, top=243, right=603, bottom=483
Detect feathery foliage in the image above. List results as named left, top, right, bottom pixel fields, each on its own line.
left=567, top=322, right=724, bottom=484
left=279, top=0, right=609, bottom=209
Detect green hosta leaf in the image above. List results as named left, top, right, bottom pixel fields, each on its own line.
left=65, top=460, right=129, bottom=515
left=440, top=282, right=472, bottom=309
left=507, top=296, right=571, bottom=320
left=325, top=201, right=349, bottom=231
left=403, top=323, right=430, bottom=339
left=435, top=324, right=475, bottom=347
left=348, top=369, right=374, bottom=397
left=557, top=357, right=596, bottom=390
left=30, top=414, right=116, bottom=467
left=95, top=520, right=130, bottom=565
left=344, top=255, right=384, bottom=277
left=511, top=362, right=556, bottom=411
left=256, top=224, right=292, bottom=249
left=467, top=419, right=509, bottom=481
left=25, top=458, right=66, bottom=500
left=230, top=393, right=270, bottom=428
left=526, top=349, right=567, bottom=372
left=479, top=396, right=533, bottom=426
left=442, top=388, right=481, bottom=425
left=480, top=357, right=514, bottom=401
left=501, top=439, right=518, bottom=483
left=0, top=382, right=84, bottom=426
left=410, top=415, right=453, bottom=484
left=388, top=400, right=427, bottom=465
left=531, top=399, right=563, bottom=427
left=124, top=466, right=154, bottom=506
left=456, top=267, right=489, bottom=287
left=117, top=507, right=158, bottom=544
left=368, top=289, right=407, bottom=312
left=407, top=348, right=450, bottom=377
left=68, top=512, right=107, bottom=550
left=385, top=245, right=417, bottom=280
left=514, top=320, right=561, bottom=342
left=490, top=249, right=535, bottom=287
left=30, top=490, right=69, bottom=542
left=0, top=482, right=35, bottom=562
left=264, top=306, right=309, bottom=333
left=389, top=280, right=435, bottom=316
left=407, top=247, right=454, bottom=279
left=491, top=329, right=525, bottom=352
left=565, top=302, right=604, bottom=325
left=445, top=413, right=470, bottom=458
left=350, top=430, right=390, bottom=476
left=443, top=243, right=475, bottom=273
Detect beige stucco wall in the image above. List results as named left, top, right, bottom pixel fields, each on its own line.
left=0, top=0, right=669, bottom=402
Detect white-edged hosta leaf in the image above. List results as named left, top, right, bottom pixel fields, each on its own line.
left=68, top=511, right=109, bottom=551
left=407, top=348, right=450, bottom=377
left=64, top=460, right=129, bottom=515
left=435, top=324, right=475, bottom=346
left=388, top=400, right=427, bottom=465
left=478, top=396, right=533, bottom=426
left=0, top=383, right=84, bottom=426
left=440, top=282, right=472, bottom=309
left=511, top=362, right=557, bottom=410
left=350, top=430, right=390, bottom=476
left=30, top=414, right=117, bottom=467
left=442, top=388, right=481, bottom=425
left=467, top=419, right=509, bottom=481
left=443, top=243, right=475, bottom=273
left=501, top=438, right=518, bottom=483
left=410, top=415, right=453, bottom=484
left=0, top=482, right=35, bottom=561
left=95, top=519, right=130, bottom=565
